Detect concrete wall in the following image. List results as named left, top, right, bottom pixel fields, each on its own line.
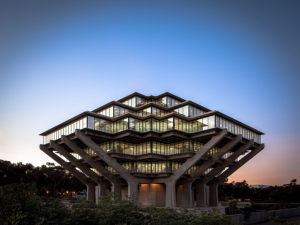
left=230, top=208, right=300, bottom=224
left=138, top=184, right=165, bottom=207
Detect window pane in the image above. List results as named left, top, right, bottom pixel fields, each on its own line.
left=208, top=116, right=215, bottom=129
left=174, top=118, right=179, bottom=130
left=167, top=118, right=173, bottom=130
left=183, top=106, right=189, bottom=117
left=202, top=117, right=208, bottom=130
left=167, top=97, right=172, bottom=107
left=132, top=97, right=136, bottom=107
left=88, top=116, right=94, bottom=129
left=95, top=118, right=100, bottom=131
left=136, top=97, right=142, bottom=107
left=189, top=106, right=193, bottom=117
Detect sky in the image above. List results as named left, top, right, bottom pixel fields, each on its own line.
left=0, top=0, right=299, bottom=186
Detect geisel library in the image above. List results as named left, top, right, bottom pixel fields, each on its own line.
left=39, top=92, right=264, bottom=207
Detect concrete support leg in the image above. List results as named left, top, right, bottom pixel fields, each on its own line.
left=182, top=182, right=193, bottom=208
left=86, top=183, right=97, bottom=202
left=209, top=184, right=219, bottom=207
left=112, top=182, right=122, bottom=200
left=128, top=182, right=139, bottom=200
left=165, top=182, right=176, bottom=207
left=196, top=184, right=206, bottom=207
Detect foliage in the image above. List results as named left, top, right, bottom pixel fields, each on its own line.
left=0, top=183, right=43, bottom=225
left=219, top=180, right=300, bottom=203
left=0, top=183, right=241, bottom=225
left=0, top=161, right=86, bottom=197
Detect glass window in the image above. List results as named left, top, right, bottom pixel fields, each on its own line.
left=132, top=97, right=136, bottom=107
left=114, top=105, right=120, bottom=117
left=183, top=106, right=189, bottom=117
left=95, top=118, right=100, bottom=131
left=162, top=97, right=167, bottom=107
left=88, top=116, right=94, bottom=129
left=208, top=116, right=215, bottom=129
left=167, top=118, right=173, bottom=130
left=174, top=118, right=179, bottom=130
left=189, top=106, right=194, bottom=117
left=120, top=107, right=125, bottom=116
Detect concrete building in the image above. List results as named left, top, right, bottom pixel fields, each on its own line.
left=39, top=92, right=264, bottom=207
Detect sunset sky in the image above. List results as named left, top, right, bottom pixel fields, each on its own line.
left=0, top=0, right=299, bottom=186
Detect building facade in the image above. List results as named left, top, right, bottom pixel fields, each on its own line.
left=39, top=92, right=264, bottom=207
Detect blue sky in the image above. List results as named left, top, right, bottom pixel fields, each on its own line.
left=0, top=0, right=299, bottom=185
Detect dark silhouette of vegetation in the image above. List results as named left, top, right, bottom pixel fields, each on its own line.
left=0, top=182, right=240, bottom=225
left=0, top=160, right=86, bottom=197
left=219, top=180, right=300, bottom=203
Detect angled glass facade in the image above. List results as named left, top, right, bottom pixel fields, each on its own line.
left=42, top=94, right=263, bottom=145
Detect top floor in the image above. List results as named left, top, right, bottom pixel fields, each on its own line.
left=40, top=92, right=264, bottom=144
left=93, top=92, right=210, bottom=118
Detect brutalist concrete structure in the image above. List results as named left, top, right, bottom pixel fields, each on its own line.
left=39, top=92, right=264, bottom=207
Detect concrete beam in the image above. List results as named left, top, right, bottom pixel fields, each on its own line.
left=61, top=136, right=122, bottom=196
left=162, top=129, right=227, bottom=207
left=75, top=129, right=145, bottom=184
left=155, top=129, right=228, bottom=185
left=216, top=143, right=265, bottom=182
left=50, top=140, right=109, bottom=198
left=70, top=131, right=146, bottom=197
left=40, top=144, right=96, bottom=201
left=190, top=134, right=242, bottom=180
left=197, top=139, right=255, bottom=186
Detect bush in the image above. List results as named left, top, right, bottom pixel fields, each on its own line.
left=1, top=183, right=240, bottom=225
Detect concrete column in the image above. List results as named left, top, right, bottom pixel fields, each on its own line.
left=128, top=182, right=139, bottom=199
left=165, top=182, right=176, bottom=207
left=196, top=183, right=207, bottom=207
left=112, top=181, right=122, bottom=200
left=95, top=186, right=100, bottom=204
left=192, top=186, right=196, bottom=206
left=98, top=179, right=110, bottom=197
left=182, top=182, right=193, bottom=208
left=176, top=185, right=183, bottom=206
left=86, top=183, right=97, bottom=202
left=209, top=183, right=219, bottom=207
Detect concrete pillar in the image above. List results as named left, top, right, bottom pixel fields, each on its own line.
left=176, top=185, right=183, bottom=206
left=182, top=182, right=193, bottom=208
left=192, top=186, right=196, bottom=206
left=196, top=183, right=206, bottom=207
left=209, top=183, right=218, bottom=206
left=165, top=182, right=176, bottom=207
left=112, top=182, right=122, bottom=200
left=128, top=182, right=139, bottom=200
left=95, top=186, right=100, bottom=204
left=86, top=183, right=97, bottom=202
